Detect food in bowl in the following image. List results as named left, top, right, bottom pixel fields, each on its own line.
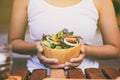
left=41, top=28, right=82, bottom=64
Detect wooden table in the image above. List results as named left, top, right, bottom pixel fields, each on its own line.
left=12, top=67, right=120, bottom=80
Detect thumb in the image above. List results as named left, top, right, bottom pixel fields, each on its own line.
left=36, top=41, right=43, bottom=52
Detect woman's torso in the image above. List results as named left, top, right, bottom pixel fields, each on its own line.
left=26, top=0, right=101, bottom=73
left=27, top=0, right=100, bottom=45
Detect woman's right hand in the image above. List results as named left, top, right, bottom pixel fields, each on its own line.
left=36, top=42, right=65, bottom=69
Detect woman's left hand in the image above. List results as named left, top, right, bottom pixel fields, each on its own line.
left=64, top=44, right=85, bottom=69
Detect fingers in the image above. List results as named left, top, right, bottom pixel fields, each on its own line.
left=70, top=43, right=85, bottom=63
left=64, top=44, right=86, bottom=69
left=36, top=41, right=86, bottom=69
left=36, top=41, right=59, bottom=64
left=64, top=62, right=80, bottom=69
left=36, top=41, right=65, bottom=69
left=37, top=52, right=65, bottom=68
left=64, top=54, right=85, bottom=69
left=70, top=52, right=85, bottom=63
left=37, top=52, right=59, bottom=64
left=37, top=50, right=65, bottom=69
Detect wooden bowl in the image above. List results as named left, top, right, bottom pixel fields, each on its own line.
left=41, top=40, right=81, bottom=64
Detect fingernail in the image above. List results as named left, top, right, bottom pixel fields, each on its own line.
left=65, top=62, right=69, bottom=65
left=70, top=59, right=75, bottom=62
left=54, top=59, right=59, bottom=63
left=61, top=64, right=65, bottom=67
left=64, top=67, right=69, bottom=69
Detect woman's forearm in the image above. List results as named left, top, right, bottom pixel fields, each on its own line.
left=9, top=39, right=120, bottom=58
left=85, top=44, right=120, bottom=59
left=10, top=39, right=37, bottom=55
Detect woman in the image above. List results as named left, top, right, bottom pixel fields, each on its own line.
left=9, top=0, right=120, bottom=75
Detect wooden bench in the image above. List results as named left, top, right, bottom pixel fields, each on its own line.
left=12, top=67, right=120, bottom=80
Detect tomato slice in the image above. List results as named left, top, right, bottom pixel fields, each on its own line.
left=64, top=38, right=79, bottom=46
left=65, top=37, right=76, bottom=43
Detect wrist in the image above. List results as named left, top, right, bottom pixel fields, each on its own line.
left=84, top=44, right=91, bottom=56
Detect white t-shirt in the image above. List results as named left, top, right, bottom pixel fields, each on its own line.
left=27, top=0, right=102, bottom=74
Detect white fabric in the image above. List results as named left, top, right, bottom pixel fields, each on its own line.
left=27, top=56, right=99, bottom=75
left=27, top=0, right=101, bottom=75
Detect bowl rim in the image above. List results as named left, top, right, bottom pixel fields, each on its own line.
left=41, top=39, right=82, bottom=50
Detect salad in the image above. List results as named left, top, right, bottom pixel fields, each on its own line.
left=42, top=28, right=82, bottom=49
